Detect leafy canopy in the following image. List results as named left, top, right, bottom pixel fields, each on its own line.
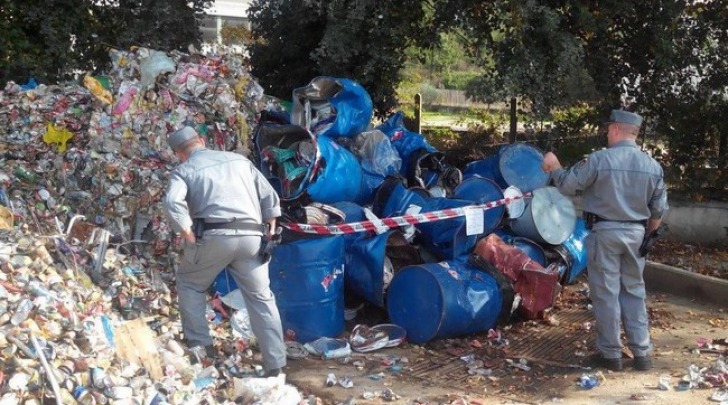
left=0, top=0, right=211, bottom=84
left=248, top=0, right=435, bottom=117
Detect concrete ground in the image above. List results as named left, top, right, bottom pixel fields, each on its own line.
left=280, top=280, right=728, bottom=405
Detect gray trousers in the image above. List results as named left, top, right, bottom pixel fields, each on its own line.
left=586, top=225, right=651, bottom=359
left=176, top=234, right=286, bottom=370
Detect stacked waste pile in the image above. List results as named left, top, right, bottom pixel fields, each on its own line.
left=0, top=48, right=305, bottom=404
left=245, top=76, right=590, bottom=347
left=1, top=46, right=278, bottom=242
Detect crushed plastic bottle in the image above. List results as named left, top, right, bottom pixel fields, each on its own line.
left=10, top=298, right=33, bottom=326
left=657, top=375, right=671, bottom=390
left=578, top=374, right=600, bottom=389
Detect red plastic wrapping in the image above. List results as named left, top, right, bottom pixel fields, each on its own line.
left=473, top=234, right=561, bottom=319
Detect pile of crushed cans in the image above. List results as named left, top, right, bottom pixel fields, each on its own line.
left=0, top=47, right=303, bottom=405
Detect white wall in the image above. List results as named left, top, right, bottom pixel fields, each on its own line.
left=206, top=0, right=251, bottom=18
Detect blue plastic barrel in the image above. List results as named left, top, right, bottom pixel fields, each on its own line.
left=453, top=176, right=505, bottom=235
left=343, top=230, right=392, bottom=307
left=464, top=143, right=549, bottom=193
left=512, top=237, right=548, bottom=267
left=557, top=218, right=589, bottom=284
left=386, top=260, right=502, bottom=344
left=269, top=236, right=345, bottom=343
left=211, top=268, right=237, bottom=297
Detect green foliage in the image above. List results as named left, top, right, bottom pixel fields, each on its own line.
left=221, top=22, right=252, bottom=46
left=0, top=0, right=105, bottom=83
left=0, top=0, right=211, bottom=84
left=550, top=103, right=599, bottom=138
left=436, top=0, right=728, bottom=200
left=248, top=0, right=435, bottom=117
left=442, top=70, right=479, bottom=91
left=418, top=83, right=440, bottom=106
left=95, top=0, right=211, bottom=51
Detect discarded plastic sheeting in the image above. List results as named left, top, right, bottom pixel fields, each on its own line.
left=376, top=111, right=438, bottom=176
left=473, top=234, right=561, bottom=319
left=291, top=76, right=373, bottom=139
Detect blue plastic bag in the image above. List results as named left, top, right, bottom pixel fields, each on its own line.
left=291, top=77, right=373, bottom=138
left=350, top=130, right=402, bottom=204
left=376, top=111, right=437, bottom=176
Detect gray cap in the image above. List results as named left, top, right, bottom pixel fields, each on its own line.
left=608, top=109, right=643, bottom=128
left=167, top=126, right=199, bottom=151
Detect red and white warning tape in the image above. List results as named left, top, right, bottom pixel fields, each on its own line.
left=282, top=193, right=531, bottom=235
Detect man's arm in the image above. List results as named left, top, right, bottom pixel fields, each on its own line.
left=647, top=166, right=669, bottom=234
left=163, top=171, right=195, bottom=243
left=251, top=164, right=281, bottom=238
left=543, top=152, right=599, bottom=196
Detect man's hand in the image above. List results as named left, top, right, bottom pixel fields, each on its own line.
left=542, top=152, right=563, bottom=172
left=180, top=228, right=196, bottom=244
left=646, top=218, right=662, bottom=234
left=265, top=218, right=277, bottom=239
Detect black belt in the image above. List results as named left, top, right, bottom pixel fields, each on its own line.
left=584, top=212, right=647, bottom=227
left=202, top=221, right=264, bottom=232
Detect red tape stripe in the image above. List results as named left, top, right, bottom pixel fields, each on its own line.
left=282, top=192, right=531, bottom=235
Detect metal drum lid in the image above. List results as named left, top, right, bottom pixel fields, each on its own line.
left=510, top=186, right=576, bottom=245
left=529, top=187, right=576, bottom=245
left=503, top=186, right=525, bottom=219
left=498, top=143, right=549, bottom=193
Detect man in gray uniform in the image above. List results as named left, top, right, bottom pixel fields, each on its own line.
left=542, top=110, right=668, bottom=371
left=163, top=126, right=286, bottom=377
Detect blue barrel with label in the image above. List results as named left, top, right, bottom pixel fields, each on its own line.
left=269, top=236, right=345, bottom=343
left=373, top=178, right=475, bottom=260
left=463, top=143, right=549, bottom=193
left=386, top=260, right=502, bottom=344
left=453, top=175, right=505, bottom=235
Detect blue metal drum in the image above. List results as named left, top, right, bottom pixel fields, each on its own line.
left=343, top=230, right=392, bottom=307
left=372, top=177, right=429, bottom=218
left=372, top=178, right=477, bottom=260
left=556, top=217, right=589, bottom=284
left=269, top=236, right=346, bottom=343
left=512, top=237, right=548, bottom=267
left=386, top=260, right=502, bottom=344
left=453, top=176, right=505, bottom=235
left=510, top=187, right=576, bottom=245
left=463, top=143, right=549, bottom=193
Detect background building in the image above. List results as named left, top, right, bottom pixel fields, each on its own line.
left=201, top=0, right=252, bottom=44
